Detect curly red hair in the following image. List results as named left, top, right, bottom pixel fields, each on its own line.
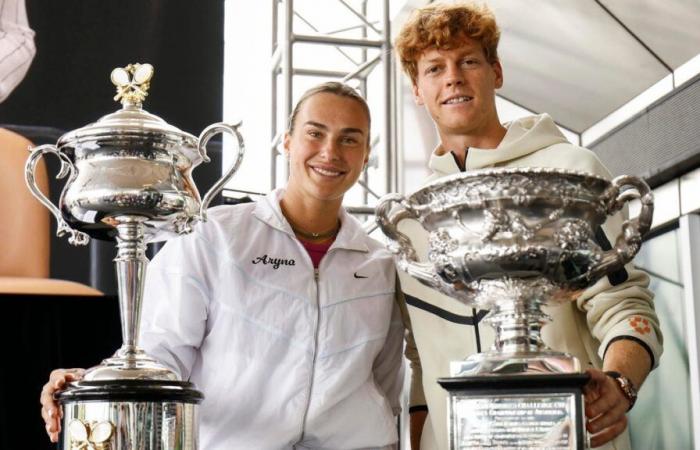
left=395, top=2, right=501, bottom=83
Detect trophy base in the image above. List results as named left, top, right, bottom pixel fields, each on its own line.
left=451, top=350, right=581, bottom=377
left=57, top=379, right=203, bottom=450
left=438, top=373, right=590, bottom=450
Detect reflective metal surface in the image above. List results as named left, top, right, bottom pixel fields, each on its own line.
left=59, top=382, right=200, bottom=450
left=25, top=63, right=245, bottom=243
left=25, top=63, right=242, bottom=449
left=376, top=167, right=654, bottom=374
left=451, top=393, right=578, bottom=449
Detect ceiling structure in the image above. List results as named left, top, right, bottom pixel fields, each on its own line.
left=405, top=0, right=700, bottom=137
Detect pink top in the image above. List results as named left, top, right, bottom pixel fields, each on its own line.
left=300, top=238, right=334, bottom=268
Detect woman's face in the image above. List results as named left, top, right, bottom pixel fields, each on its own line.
left=284, top=92, right=370, bottom=204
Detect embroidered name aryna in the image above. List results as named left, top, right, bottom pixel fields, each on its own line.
left=252, top=254, right=296, bottom=270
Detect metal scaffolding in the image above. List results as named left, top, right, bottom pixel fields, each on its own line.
left=270, top=0, right=397, bottom=219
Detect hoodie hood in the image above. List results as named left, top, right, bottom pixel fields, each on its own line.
left=428, top=113, right=569, bottom=178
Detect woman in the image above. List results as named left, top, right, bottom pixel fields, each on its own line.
left=40, top=82, right=404, bottom=449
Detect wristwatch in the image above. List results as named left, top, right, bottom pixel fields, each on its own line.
left=605, top=371, right=637, bottom=411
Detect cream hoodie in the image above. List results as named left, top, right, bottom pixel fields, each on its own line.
left=398, top=114, right=662, bottom=450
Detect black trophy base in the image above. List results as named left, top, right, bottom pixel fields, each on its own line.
left=438, top=373, right=590, bottom=450
left=56, top=379, right=204, bottom=404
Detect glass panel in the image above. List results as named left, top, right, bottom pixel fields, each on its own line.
left=635, top=226, right=681, bottom=284
left=629, top=227, right=693, bottom=449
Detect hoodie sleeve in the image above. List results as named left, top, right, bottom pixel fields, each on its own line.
left=396, top=282, right=427, bottom=410
left=575, top=194, right=663, bottom=370
left=372, top=278, right=407, bottom=416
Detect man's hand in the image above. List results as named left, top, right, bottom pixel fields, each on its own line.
left=40, top=368, right=85, bottom=443
left=583, top=368, right=630, bottom=448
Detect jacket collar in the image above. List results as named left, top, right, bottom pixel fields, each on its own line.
left=252, top=188, right=369, bottom=253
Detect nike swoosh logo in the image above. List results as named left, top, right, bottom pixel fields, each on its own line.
left=354, top=272, right=368, bottom=279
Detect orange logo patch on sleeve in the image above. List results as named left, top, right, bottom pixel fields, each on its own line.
left=629, top=316, right=652, bottom=335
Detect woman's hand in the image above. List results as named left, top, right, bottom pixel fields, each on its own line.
left=40, top=368, right=85, bottom=442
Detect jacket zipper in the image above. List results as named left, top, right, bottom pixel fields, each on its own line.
left=296, top=266, right=321, bottom=445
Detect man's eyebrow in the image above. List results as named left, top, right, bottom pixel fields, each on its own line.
left=423, top=50, right=479, bottom=64
left=341, top=127, right=364, bottom=135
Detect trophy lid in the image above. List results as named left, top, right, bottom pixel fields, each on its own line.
left=57, top=63, right=198, bottom=149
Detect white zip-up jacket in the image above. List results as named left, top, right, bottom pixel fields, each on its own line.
left=140, top=189, right=404, bottom=450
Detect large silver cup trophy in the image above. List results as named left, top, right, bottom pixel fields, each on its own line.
left=25, top=63, right=245, bottom=449
left=376, top=168, right=653, bottom=449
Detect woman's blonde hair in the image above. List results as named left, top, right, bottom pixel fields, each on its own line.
left=287, top=82, right=371, bottom=145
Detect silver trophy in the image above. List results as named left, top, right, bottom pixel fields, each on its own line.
left=376, top=168, right=653, bottom=450
left=25, top=63, right=245, bottom=449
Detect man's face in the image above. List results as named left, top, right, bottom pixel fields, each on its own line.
left=284, top=92, right=369, bottom=203
left=412, top=37, right=503, bottom=139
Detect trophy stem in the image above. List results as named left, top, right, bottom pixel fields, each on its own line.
left=452, top=278, right=580, bottom=376
left=113, top=216, right=148, bottom=359
left=486, top=298, right=549, bottom=355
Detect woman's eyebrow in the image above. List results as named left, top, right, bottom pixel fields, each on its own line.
left=304, top=120, right=328, bottom=130
left=305, top=121, right=364, bottom=135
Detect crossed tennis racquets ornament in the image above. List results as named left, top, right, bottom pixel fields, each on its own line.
left=110, top=63, right=154, bottom=106
left=68, top=419, right=114, bottom=450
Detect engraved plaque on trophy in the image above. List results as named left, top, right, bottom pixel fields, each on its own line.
left=376, top=168, right=653, bottom=450
left=25, top=63, right=246, bottom=449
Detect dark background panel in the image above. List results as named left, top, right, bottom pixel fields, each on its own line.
left=1, top=0, right=225, bottom=294
left=0, top=0, right=225, bottom=134
left=0, top=294, right=121, bottom=450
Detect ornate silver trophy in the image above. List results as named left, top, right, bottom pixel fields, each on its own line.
left=376, top=168, right=653, bottom=449
left=25, top=63, right=245, bottom=449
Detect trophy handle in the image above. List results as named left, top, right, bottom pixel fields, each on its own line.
left=196, top=121, right=246, bottom=222
left=587, top=175, right=654, bottom=282
left=376, top=193, right=437, bottom=286
left=24, top=144, right=89, bottom=246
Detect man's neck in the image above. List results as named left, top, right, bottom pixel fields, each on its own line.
left=280, top=188, right=342, bottom=236
left=438, top=123, right=508, bottom=168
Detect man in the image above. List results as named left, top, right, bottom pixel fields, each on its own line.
left=394, top=3, right=662, bottom=450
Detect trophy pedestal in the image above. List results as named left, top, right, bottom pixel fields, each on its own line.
left=57, top=380, right=203, bottom=450
left=438, top=373, right=589, bottom=450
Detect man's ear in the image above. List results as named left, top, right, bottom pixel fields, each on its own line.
left=492, top=60, right=504, bottom=89
left=412, top=82, right=425, bottom=106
